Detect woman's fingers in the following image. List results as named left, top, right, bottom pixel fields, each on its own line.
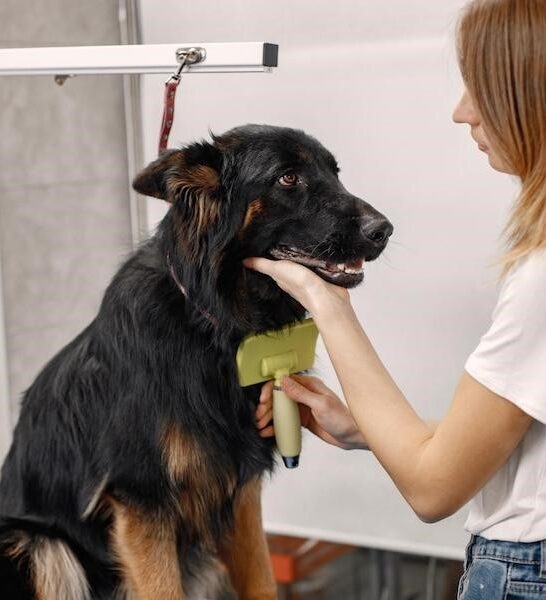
left=290, top=374, right=337, bottom=397
left=259, top=425, right=275, bottom=438
left=259, top=380, right=274, bottom=402
left=256, top=400, right=270, bottom=420
left=280, top=375, right=326, bottom=410
left=256, top=381, right=273, bottom=430
left=256, top=409, right=273, bottom=430
left=244, top=256, right=351, bottom=316
left=256, top=376, right=337, bottom=439
left=256, top=382, right=273, bottom=415
left=243, top=257, right=310, bottom=281
left=243, top=257, right=279, bottom=277
left=243, top=257, right=326, bottom=311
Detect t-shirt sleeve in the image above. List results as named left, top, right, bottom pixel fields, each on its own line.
left=464, top=251, right=546, bottom=424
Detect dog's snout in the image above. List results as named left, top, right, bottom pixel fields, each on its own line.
left=361, top=217, right=394, bottom=246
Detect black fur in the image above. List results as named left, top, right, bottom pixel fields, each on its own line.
left=0, top=124, right=392, bottom=598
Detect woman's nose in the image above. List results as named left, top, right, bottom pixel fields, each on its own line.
left=452, top=90, right=480, bottom=126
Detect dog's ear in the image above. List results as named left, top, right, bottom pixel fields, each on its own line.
left=132, top=150, right=181, bottom=199
left=132, top=143, right=223, bottom=202
left=134, top=142, right=228, bottom=263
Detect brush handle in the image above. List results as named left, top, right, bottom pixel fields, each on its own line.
left=273, top=386, right=301, bottom=468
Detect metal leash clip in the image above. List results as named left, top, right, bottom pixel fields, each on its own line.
left=168, top=46, right=207, bottom=82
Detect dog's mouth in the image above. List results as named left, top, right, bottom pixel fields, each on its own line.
left=268, top=245, right=365, bottom=287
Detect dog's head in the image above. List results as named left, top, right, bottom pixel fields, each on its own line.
left=133, top=124, right=393, bottom=336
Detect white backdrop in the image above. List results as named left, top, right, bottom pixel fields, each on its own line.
left=137, top=0, right=518, bottom=560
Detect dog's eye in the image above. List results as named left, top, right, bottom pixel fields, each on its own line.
left=278, top=173, right=298, bottom=187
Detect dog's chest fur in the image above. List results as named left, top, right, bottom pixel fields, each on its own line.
left=95, top=243, right=276, bottom=533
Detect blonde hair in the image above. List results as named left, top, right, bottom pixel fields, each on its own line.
left=457, top=0, right=546, bottom=276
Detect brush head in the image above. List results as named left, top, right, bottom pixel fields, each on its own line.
left=236, top=318, right=319, bottom=386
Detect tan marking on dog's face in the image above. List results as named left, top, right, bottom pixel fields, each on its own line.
left=110, top=499, right=183, bottom=600
left=31, top=537, right=90, bottom=600
left=240, top=198, right=264, bottom=234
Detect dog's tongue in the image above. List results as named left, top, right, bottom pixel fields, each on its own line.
left=348, top=258, right=364, bottom=269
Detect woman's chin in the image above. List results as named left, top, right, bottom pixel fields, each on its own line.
left=487, top=154, right=516, bottom=175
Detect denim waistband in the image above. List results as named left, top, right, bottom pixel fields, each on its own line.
left=466, top=535, right=546, bottom=576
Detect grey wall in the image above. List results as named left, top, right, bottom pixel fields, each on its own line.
left=0, top=0, right=132, bottom=426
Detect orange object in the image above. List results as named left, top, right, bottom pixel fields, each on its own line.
left=267, top=534, right=355, bottom=584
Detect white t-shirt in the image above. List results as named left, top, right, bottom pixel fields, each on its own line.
left=464, top=248, right=546, bottom=542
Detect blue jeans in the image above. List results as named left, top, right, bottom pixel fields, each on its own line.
left=458, top=535, right=546, bottom=599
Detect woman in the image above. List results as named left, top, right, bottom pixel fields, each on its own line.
left=244, top=0, right=546, bottom=598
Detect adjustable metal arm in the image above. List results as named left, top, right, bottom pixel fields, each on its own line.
left=0, top=42, right=278, bottom=76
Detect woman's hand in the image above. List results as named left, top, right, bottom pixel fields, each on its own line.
left=255, top=374, right=368, bottom=451
left=243, top=257, right=350, bottom=315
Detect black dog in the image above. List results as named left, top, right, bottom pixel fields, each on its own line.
left=0, top=124, right=392, bottom=599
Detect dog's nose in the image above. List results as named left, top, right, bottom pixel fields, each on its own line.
left=361, top=217, right=394, bottom=246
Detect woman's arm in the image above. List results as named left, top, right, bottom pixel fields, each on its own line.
left=312, top=290, right=533, bottom=522
left=244, top=257, right=533, bottom=522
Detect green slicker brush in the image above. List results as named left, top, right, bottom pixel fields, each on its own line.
left=236, top=318, right=319, bottom=468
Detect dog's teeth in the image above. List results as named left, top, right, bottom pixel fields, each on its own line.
left=272, top=247, right=365, bottom=277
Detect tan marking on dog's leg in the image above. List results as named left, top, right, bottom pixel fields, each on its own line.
left=219, top=478, right=277, bottom=599
left=161, top=423, right=237, bottom=548
left=31, top=537, right=90, bottom=600
left=161, top=423, right=200, bottom=483
left=110, top=500, right=184, bottom=600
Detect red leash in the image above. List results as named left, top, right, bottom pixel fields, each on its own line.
left=158, top=61, right=186, bottom=155
left=157, top=47, right=207, bottom=155
left=158, top=78, right=180, bottom=154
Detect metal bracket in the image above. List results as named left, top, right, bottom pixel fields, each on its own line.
left=53, top=74, right=75, bottom=86
left=168, top=47, right=206, bottom=82
left=175, top=46, right=206, bottom=65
